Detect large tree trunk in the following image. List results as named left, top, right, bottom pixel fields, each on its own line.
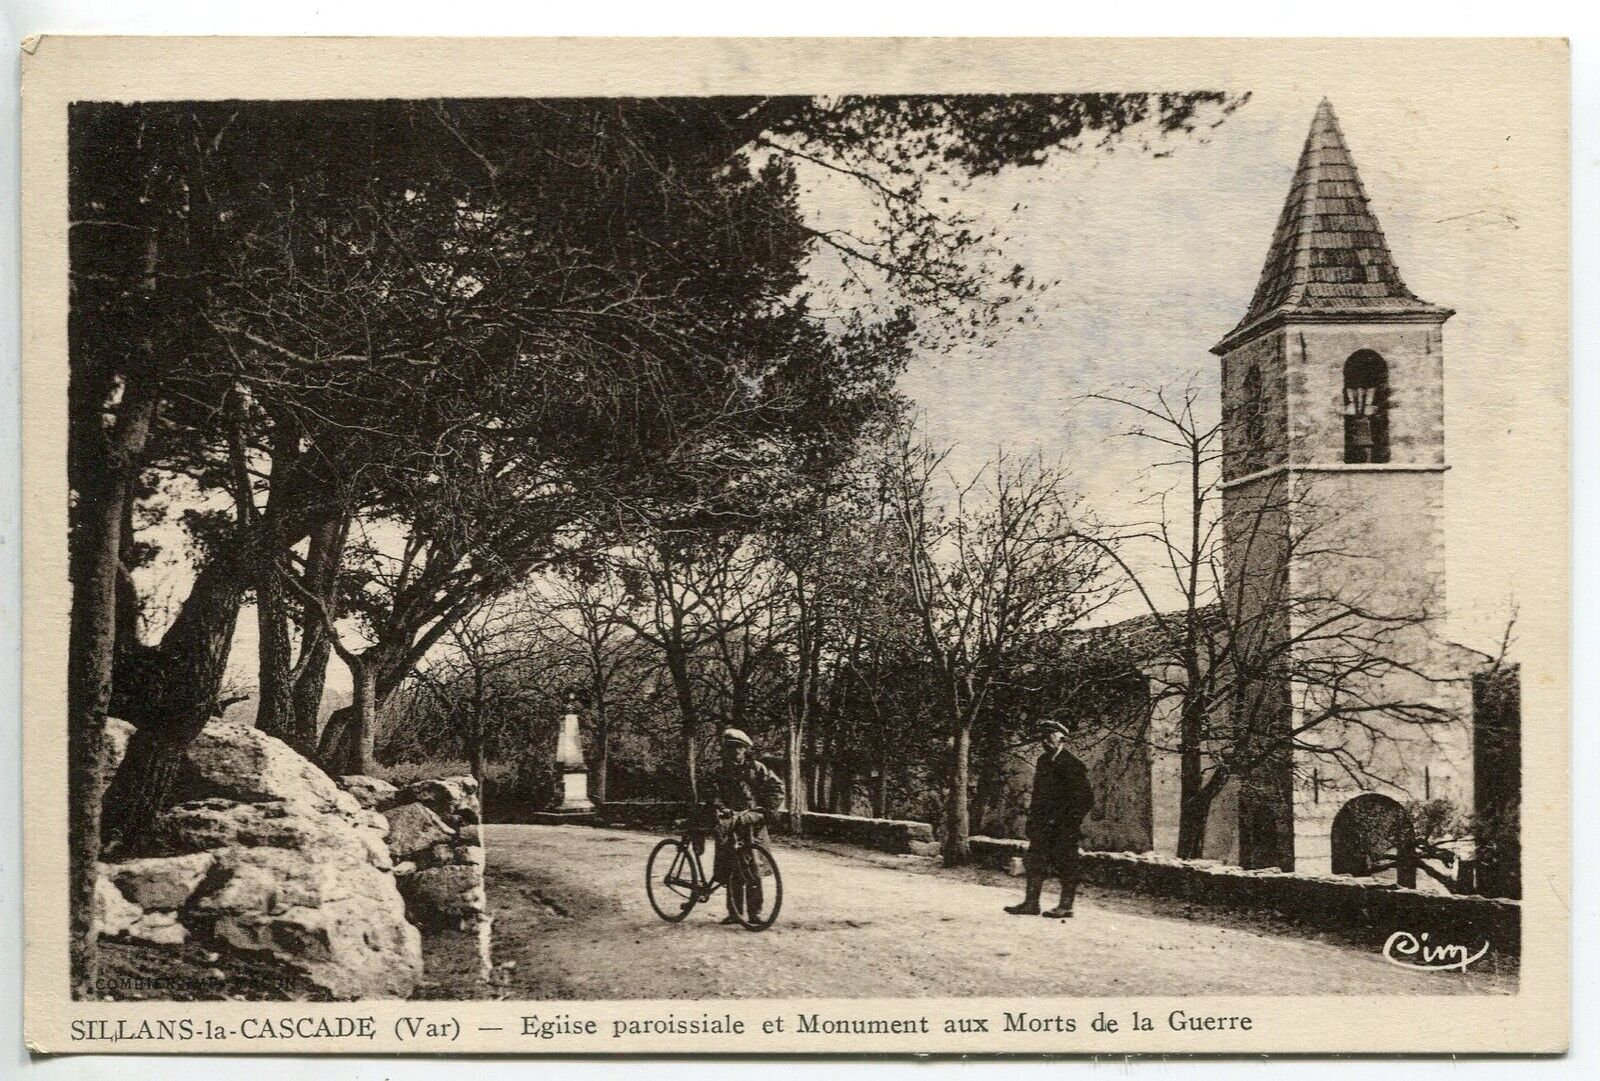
left=944, top=722, right=972, bottom=865
left=785, top=718, right=805, bottom=834
left=682, top=728, right=698, bottom=802
left=252, top=519, right=297, bottom=746
left=1178, top=771, right=1232, bottom=863
left=592, top=699, right=609, bottom=805
left=292, top=630, right=333, bottom=740
left=806, top=711, right=825, bottom=810
left=102, top=554, right=246, bottom=854
left=68, top=202, right=167, bottom=993
left=317, top=636, right=418, bottom=776
left=816, top=719, right=834, bottom=813
left=1176, top=792, right=1209, bottom=860
left=793, top=627, right=832, bottom=834
left=67, top=392, right=157, bottom=996
left=67, top=492, right=118, bottom=1000
left=290, top=513, right=348, bottom=741
left=1175, top=697, right=1209, bottom=859
left=970, top=719, right=1008, bottom=837
left=226, top=404, right=295, bottom=749
left=318, top=652, right=381, bottom=777
left=664, top=649, right=700, bottom=802
left=465, top=722, right=486, bottom=792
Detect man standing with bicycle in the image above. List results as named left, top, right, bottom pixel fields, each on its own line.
left=708, top=728, right=785, bottom=925
left=1005, top=718, right=1094, bottom=919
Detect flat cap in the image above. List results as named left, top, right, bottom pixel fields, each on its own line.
left=720, top=728, right=754, bottom=748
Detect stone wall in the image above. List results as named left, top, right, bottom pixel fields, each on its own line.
left=968, top=835, right=1518, bottom=955
left=338, top=774, right=492, bottom=979
left=1219, top=330, right=1288, bottom=479
left=1287, top=323, right=1447, bottom=471
left=798, top=812, right=940, bottom=856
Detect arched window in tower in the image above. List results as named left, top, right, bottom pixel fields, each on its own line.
left=1243, top=363, right=1265, bottom=457
left=1343, top=351, right=1390, bottom=464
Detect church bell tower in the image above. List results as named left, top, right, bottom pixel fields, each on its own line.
left=1212, top=100, right=1454, bottom=871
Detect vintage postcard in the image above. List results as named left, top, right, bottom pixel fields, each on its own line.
left=20, top=36, right=1569, bottom=1054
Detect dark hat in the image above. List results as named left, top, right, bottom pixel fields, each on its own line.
left=1033, top=719, right=1071, bottom=737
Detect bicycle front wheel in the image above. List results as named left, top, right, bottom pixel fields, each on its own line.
left=646, top=838, right=701, bottom=922
left=729, top=842, right=783, bottom=931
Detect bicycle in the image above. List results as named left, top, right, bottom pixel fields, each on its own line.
left=645, top=804, right=783, bottom=931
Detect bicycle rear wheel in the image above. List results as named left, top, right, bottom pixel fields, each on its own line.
left=646, top=838, right=701, bottom=922
left=729, top=842, right=782, bottom=931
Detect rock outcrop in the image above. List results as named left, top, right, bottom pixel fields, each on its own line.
left=95, top=718, right=423, bottom=1000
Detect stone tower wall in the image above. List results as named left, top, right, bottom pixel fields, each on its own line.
left=1285, top=322, right=1447, bottom=468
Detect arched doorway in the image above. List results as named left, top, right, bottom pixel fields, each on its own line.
left=1330, top=792, right=1417, bottom=888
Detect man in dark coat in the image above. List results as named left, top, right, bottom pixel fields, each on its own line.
left=707, top=728, right=785, bottom=924
left=1005, top=718, right=1094, bottom=918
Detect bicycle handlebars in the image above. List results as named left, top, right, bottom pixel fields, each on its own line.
left=675, top=804, right=766, bottom=834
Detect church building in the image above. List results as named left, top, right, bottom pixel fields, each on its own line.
left=990, top=100, right=1520, bottom=894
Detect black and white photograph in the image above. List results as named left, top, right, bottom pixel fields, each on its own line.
left=19, top=35, right=1570, bottom=1055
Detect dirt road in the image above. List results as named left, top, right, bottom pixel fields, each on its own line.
left=465, top=824, right=1511, bottom=1000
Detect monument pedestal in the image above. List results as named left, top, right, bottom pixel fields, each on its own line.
left=531, top=707, right=595, bottom=824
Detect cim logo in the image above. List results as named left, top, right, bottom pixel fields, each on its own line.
left=1381, top=930, right=1489, bottom=973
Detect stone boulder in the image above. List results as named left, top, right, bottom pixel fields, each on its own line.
left=384, top=802, right=455, bottom=862
left=382, top=777, right=488, bottom=930
left=109, top=852, right=215, bottom=910
left=409, top=862, right=489, bottom=918
left=95, top=868, right=184, bottom=945
left=101, top=716, right=134, bottom=775
left=96, top=718, right=423, bottom=999
left=399, top=777, right=482, bottom=828
left=178, top=722, right=360, bottom=814
left=338, top=775, right=401, bottom=812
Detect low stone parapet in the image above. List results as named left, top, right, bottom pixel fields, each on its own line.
left=587, top=804, right=941, bottom=857
left=969, top=835, right=1030, bottom=875
left=798, top=812, right=941, bottom=857
left=592, top=800, right=687, bottom=830
left=968, top=836, right=1520, bottom=955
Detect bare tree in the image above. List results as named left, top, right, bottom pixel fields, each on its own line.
left=607, top=537, right=732, bottom=802
left=533, top=572, right=657, bottom=805
left=761, top=481, right=870, bottom=832
left=406, top=604, right=546, bottom=789
left=882, top=429, right=1113, bottom=863
left=1086, top=385, right=1461, bottom=867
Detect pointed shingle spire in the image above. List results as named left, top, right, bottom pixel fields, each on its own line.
left=1214, top=99, right=1447, bottom=353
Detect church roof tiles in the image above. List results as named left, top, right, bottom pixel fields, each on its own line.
left=1214, top=99, right=1448, bottom=354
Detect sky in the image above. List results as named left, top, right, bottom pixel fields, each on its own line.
left=198, top=83, right=1559, bottom=700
